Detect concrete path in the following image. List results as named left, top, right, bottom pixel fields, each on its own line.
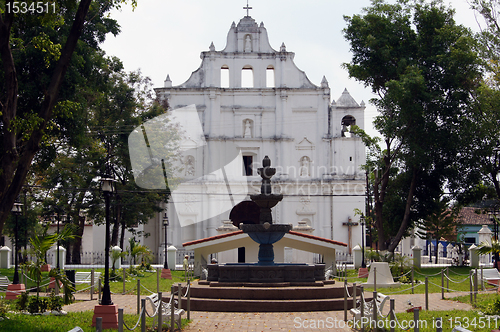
left=63, top=291, right=475, bottom=331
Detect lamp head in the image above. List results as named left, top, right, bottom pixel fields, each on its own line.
left=163, top=212, right=169, bottom=226
left=360, top=213, right=365, bottom=225
left=11, top=202, right=22, bottom=214
left=100, top=175, right=116, bottom=193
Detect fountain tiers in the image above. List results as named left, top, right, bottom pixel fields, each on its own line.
left=206, top=156, right=325, bottom=284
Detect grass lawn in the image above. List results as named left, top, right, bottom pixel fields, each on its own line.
left=0, top=310, right=190, bottom=332
left=383, top=292, right=500, bottom=332
left=339, top=266, right=494, bottom=295
left=0, top=267, right=194, bottom=297
left=0, top=267, right=192, bottom=331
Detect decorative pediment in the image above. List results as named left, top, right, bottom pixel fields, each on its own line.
left=295, top=137, right=315, bottom=150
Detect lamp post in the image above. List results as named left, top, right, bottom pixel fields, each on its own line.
left=11, top=202, right=22, bottom=284
left=360, top=214, right=366, bottom=268
left=490, top=208, right=499, bottom=269
left=100, top=174, right=115, bottom=306
left=163, top=212, right=169, bottom=269
left=54, top=213, right=66, bottom=270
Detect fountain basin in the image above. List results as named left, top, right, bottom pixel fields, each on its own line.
left=207, top=263, right=325, bottom=283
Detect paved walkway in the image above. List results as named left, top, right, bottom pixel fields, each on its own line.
left=63, top=290, right=475, bottom=331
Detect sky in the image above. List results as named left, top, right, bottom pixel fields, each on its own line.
left=101, top=0, right=480, bottom=138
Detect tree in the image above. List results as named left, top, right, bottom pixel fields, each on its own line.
left=451, top=1, right=500, bottom=204
left=418, top=196, right=460, bottom=263
left=343, top=0, right=482, bottom=252
left=0, top=0, right=136, bottom=237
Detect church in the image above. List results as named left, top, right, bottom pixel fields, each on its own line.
left=141, top=12, right=366, bottom=266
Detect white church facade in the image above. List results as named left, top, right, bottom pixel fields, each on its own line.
left=142, top=14, right=366, bottom=264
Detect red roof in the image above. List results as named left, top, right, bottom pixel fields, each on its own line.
left=457, top=207, right=493, bottom=226
left=182, top=230, right=347, bottom=247
left=183, top=230, right=244, bottom=247
left=288, top=230, right=347, bottom=247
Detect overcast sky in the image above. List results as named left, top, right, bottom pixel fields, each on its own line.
left=101, top=0, right=479, bottom=138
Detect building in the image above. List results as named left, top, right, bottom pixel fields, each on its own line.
left=142, top=14, right=366, bottom=265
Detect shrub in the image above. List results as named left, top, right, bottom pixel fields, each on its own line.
left=16, top=292, right=29, bottom=311
left=27, top=296, right=48, bottom=314
left=47, top=292, right=64, bottom=312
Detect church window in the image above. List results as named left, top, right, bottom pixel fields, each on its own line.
left=243, top=155, right=253, bottom=176
left=266, top=66, right=275, bottom=87
left=341, top=115, right=356, bottom=137
left=241, top=65, right=254, bottom=88
left=221, top=65, right=229, bottom=88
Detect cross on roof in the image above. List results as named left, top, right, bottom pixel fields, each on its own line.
left=243, top=0, right=252, bottom=17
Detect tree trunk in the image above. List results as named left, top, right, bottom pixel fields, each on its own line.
left=71, top=215, right=86, bottom=264
left=387, top=167, right=419, bottom=253
left=0, top=0, right=94, bottom=234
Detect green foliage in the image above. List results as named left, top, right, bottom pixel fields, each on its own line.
left=343, top=0, right=482, bottom=251
left=27, top=296, right=48, bottom=314
left=389, top=253, right=412, bottom=278
left=477, top=238, right=500, bottom=256
left=47, top=292, right=63, bottom=312
left=16, top=291, right=30, bottom=312
left=127, top=237, right=153, bottom=267
left=25, top=224, right=76, bottom=303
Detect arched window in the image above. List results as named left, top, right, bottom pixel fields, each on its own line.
left=341, top=115, right=356, bottom=137
left=241, top=65, right=254, bottom=88
left=266, top=65, right=275, bottom=88
left=221, top=65, right=229, bottom=88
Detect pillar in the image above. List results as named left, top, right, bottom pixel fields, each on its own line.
left=469, top=244, right=479, bottom=268
left=167, top=245, right=177, bottom=270
left=352, top=245, right=362, bottom=269
left=412, top=245, right=422, bottom=269
left=111, top=246, right=122, bottom=270
left=0, top=246, right=11, bottom=269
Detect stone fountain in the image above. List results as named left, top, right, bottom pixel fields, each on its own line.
left=207, top=156, right=325, bottom=284
left=239, top=156, right=292, bottom=265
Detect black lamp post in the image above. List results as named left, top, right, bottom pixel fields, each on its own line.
left=54, top=213, right=66, bottom=270
left=11, top=202, right=22, bottom=284
left=429, top=239, right=432, bottom=263
left=100, top=174, right=115, bottom=305
left=489, top=208, right=499, bottom=269
left=163, top=212, right=169, bottom=269
left=360, top=214, right=366, bottom=268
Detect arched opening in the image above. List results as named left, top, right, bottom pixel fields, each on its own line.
left=221, top=65, right=229, bottom=88
left=341, top=115, right=356, bottom=137
left=241, top=65, right=254, bottom=88
left=266, top=65, right=275, bottom=87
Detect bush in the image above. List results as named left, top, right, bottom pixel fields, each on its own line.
left=27, top=296, right=48, bottom=314
left=47, top=292, right=63, bottom=312
left=16, top=292, right=29, bottom=311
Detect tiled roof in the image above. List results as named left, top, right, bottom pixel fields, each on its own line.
left=457, top=207, right=493, bottom=225
left=182, top=229, right=347, bottom=247
left=183, top=230, right=244, bottom=247
left=287, top=231, right=347, bottom=247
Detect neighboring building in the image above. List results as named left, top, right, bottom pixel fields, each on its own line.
left=456, top=206, right=495, bottom=245
left=142, top=14, right=366, bottom=263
